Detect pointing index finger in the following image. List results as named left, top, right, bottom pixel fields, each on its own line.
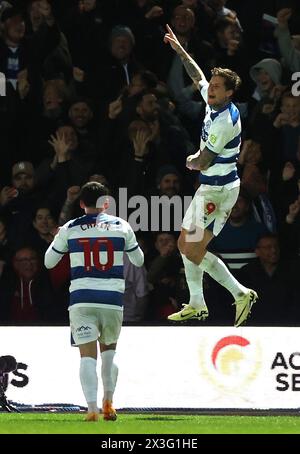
left=166, top=24, right=173, bottom=35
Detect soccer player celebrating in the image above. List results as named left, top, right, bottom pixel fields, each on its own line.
left=45, top=182, right=144, bottom=421
left=164, top=25, right=257, bottom=327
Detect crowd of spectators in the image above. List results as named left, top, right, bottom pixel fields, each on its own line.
left=0, top=0, right=300, bottom=326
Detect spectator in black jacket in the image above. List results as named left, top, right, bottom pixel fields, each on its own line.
left=0, top=161, right=44, bottom=251
left=237, top=234, right=300, bottom=325
left=26, top=0, right=73, bottom=82
left=85, top=24, right=142, bottom=115
left=155, top=5, right=215, bottom=94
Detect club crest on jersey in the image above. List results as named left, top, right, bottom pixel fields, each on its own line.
left=205, top=202, right=216, bottom=216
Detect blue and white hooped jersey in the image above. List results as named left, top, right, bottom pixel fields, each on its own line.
left=199, top=81, right=241, bottom=188
left=50, top=213, right=139, bottom=310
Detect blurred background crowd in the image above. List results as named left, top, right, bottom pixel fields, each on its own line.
left=0, top=0, right=300, bottom=326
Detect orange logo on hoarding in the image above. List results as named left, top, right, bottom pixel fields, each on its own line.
left=211, top=335, right=250, bottom=373
left=199, top=335, right=262, bottom=396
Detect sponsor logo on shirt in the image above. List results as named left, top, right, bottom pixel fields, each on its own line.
left=209, top=134, right=217, bottom=145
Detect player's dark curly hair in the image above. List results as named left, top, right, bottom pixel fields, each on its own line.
left=80, top=182, right=109, bottom=208
left=211, top=67, right=242, bottom=93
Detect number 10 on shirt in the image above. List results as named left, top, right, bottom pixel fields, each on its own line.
left=78, top=238, right=114, bottom=272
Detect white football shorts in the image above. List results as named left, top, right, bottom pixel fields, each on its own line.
left=182, top=184, right=240, bottom=237
left=69, top=306, right=123, bottom=346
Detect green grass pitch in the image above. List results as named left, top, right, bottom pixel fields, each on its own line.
left=0, top=413, right=299, bottom=434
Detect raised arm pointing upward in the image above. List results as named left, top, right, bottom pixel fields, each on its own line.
left=164, top=24, right=207, bottom=86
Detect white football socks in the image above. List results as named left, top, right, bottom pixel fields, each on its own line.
left=181, top=254, right=207, bottom=310
left=200, top=251, right=248, bottom=299
left=101, top=350, right=118, bottom=402
left=79, top=357, right=98, bottom=413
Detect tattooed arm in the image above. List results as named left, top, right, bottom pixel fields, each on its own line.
left=186, top=148, right=216, bottom=171
left=164, top=24, right=207, bottom=85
